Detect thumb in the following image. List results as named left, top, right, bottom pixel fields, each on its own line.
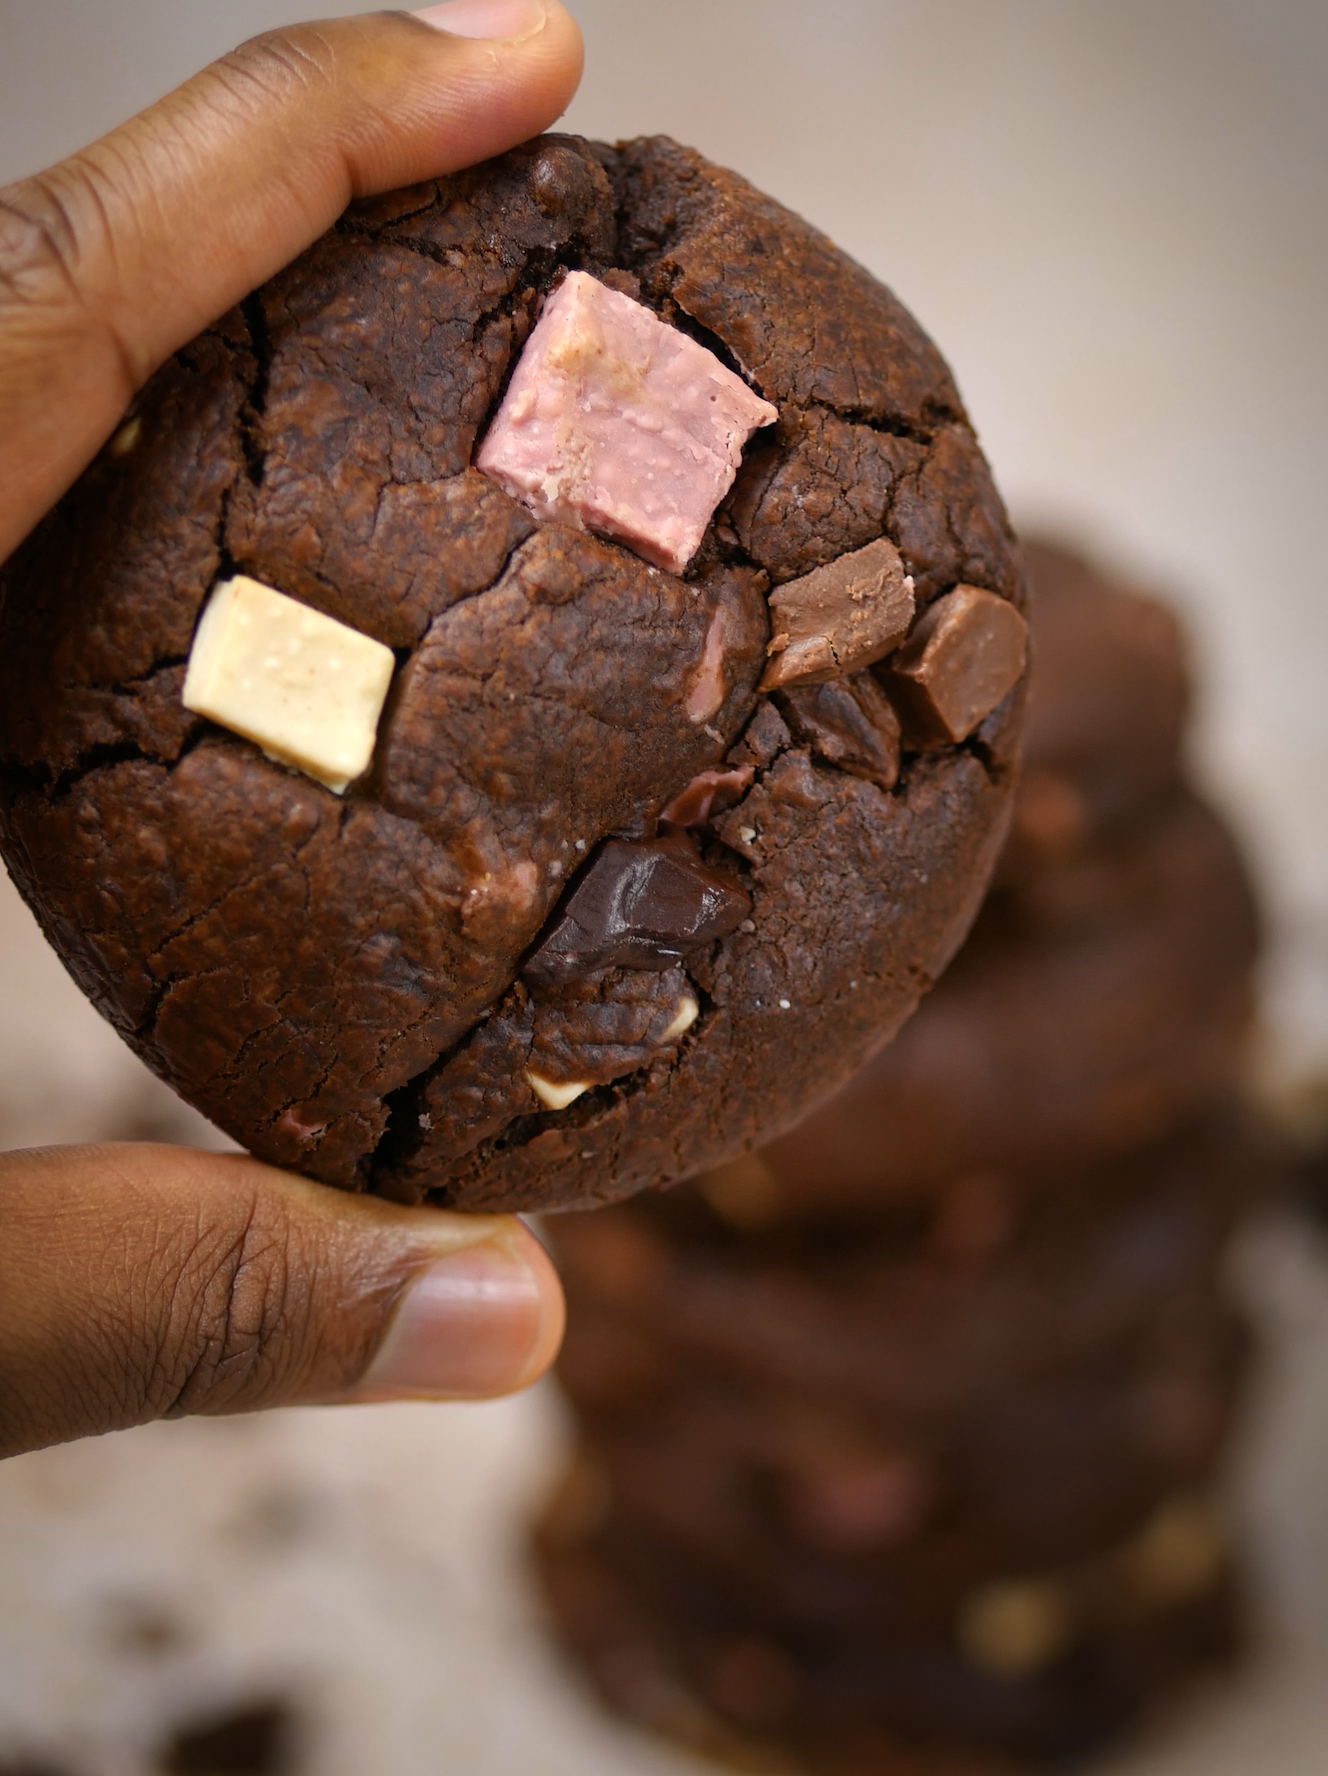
left=0, top=1, right=584, bottom=561
left=0, top=1144, right=566, bottom=1460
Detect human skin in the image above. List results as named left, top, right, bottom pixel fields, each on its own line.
left=0, top=1, right=584, bottom=1460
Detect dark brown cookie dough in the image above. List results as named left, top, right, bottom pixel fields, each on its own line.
left=0, top=135, right=1026, bottom=1213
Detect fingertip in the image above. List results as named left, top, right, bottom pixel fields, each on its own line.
left=401, top=0, right=586, bottom=177
left=412, top=0, right=550, bottom=43
left=533, top=0, right=586, bottom=82
left=531, top=0, right=586, bottom=121
left=347, top=1217, right=565, bottom=1403
left=509, top=1217, right=568, bottom=1390
left=125, top=1155, right=570, bottom=1398
left=412, top=0, right=584, bottom=67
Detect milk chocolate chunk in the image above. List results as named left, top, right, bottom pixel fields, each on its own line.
left=760, top=537, right=915, bottom=691
left=887, top=583, right=1029, bottom=745
left=523, top=831, right=749, bottom=986
left=776, top=671, right=901, bottom=791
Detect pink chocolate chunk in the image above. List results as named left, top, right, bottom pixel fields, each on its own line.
left=476, top=271, right=778, bottom=575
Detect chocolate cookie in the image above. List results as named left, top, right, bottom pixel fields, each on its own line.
left=1001, top=537, right=1190, bottom=878
left=559, top=1322, right=1244, bottom=1639
left=551, top=1105, right=1270, bottom=1410
left=536, top=1477, right=1241, bottom=1770
left=698, top=788, right=1259, bottom=1223
left=541, top=1110, right=1258, bottom=1766
left=0, top=134, right=1026, bottom=1213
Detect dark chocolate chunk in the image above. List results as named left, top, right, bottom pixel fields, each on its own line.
left=776, top=672, right=902, bottom=791
left=886, top=584, right=1028, bottom=746
left=760, top=538, right=915, bottom=691
left=523, top=832, right=750, bottom=987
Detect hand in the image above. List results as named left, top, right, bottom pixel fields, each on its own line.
left=0, top=1, right=582, bottom=1460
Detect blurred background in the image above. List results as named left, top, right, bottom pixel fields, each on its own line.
left=0, top=2, right=1325, bottom=1772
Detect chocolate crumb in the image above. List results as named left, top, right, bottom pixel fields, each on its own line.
left=660, top=765, right=755, bottom=828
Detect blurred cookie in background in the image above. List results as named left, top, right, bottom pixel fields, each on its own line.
left=534, top=536, right=1279, bottom=1772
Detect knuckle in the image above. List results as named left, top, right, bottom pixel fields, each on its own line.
left=155, top=1205, right=311, bottom=1417
left=0, top=174, right=88, bottom=312
left=211, top=26, right=340, bottom=111
left=0, top=162, right=139, bottom=400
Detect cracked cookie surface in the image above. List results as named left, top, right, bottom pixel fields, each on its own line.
left=0, top=135, right=1026, bottom=1213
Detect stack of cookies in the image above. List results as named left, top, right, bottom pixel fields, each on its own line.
left=535, top=540, right=1273, bottom=1775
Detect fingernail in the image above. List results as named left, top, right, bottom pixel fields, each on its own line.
left=355, top=1240, right=550, bottom=1401
left=413, top=0, right=547, bottom=42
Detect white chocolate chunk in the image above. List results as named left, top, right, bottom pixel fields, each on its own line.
left=525, top=1071, right=591, bottom=1111
left=1119, top=1495, right=1226, bottom=1607
left=661, top=995, right=700, bottom=1042
left=183, top=576, right=395, bottom=793
left=108, top=416, right=141, bottom=459
left=958, top=1579, right=1073, bottom=1678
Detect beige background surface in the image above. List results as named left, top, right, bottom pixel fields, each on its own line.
left=1, top=2, right=1326, bottom=1771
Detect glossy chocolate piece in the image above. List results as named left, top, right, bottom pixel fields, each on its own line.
left=777, top=672, right=902, bottom=791
left=523, top=831, right=750, bottom=987
left=660, top=765, right=756, bottom=829
left=760, top=538, right=915, bottom=690
left=886, top=583, right=1029, bottom=745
